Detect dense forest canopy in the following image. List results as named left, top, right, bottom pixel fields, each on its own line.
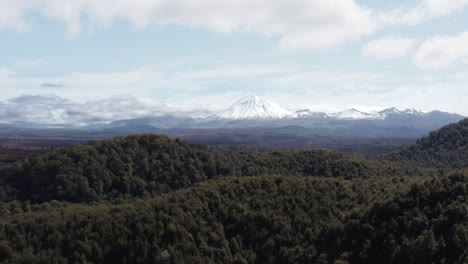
left=1, top=134, right=428, bottom=203
left=386, top=118, right=468, bottom=168
left=0, top=173, right=467, bottom=263
left=0, top=119, right=467, bottom=263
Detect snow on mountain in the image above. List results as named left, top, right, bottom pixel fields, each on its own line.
left=378, top=107, right=426, bottom=115
left=378, top=107, right=401, bottom=115
left=374, top=107, right=425, bottom=119
left=374, top=107, right=402, bottom=119
left=329, top=108, right=376, bottom=120
left=292, top=109, right=329, bottom=119
left=402, top=108, right=423, bottom=114
left=209, top=95, right=431, bottom=121
left=211, top=95, right=293, bottom=120
left=326, top=107, right=428, bottom=120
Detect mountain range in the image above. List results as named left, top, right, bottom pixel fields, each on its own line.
left=204, top=95, right=443, bottom=121
left=96, top=95, right=465, bottom=137
left=0, top=95, right=465, bottom=140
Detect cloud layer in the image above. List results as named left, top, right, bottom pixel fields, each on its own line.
left=0, top=94, right=171, bottom=126
left=1, top=62, right=468, bottom=126
left=3, top=0, right=466, bottom=50
left=0, top=0, right=376, bottom=49
left=413, top=31, right=468, bottom=69
left=378, top=0, right=468, bottom=26
left=1, top=0, right=468, bottom=123
left=362, top=37, right=416, bottom=59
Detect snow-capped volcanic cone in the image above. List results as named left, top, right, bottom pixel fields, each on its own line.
left=212, top=95, right=293, bottom=120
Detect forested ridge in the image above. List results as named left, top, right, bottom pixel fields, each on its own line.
left=386, top=118, right=468, bottom=168
left=0, top=121, right=467, bottom=263
left=1, top=134, right=427, bottom=203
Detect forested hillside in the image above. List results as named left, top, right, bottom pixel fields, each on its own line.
left=386, top=118, right=468, bottom=168
left=1, top=134, right=426, bottom=203
left=0, top=172, right=466, bottom=263
left=0, top=124, right=466, bottom=263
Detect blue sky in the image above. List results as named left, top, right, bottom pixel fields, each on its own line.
left=0, top=0, right=468, bottom=124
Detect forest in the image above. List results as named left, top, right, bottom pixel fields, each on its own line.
left=386, top=118, right=468, bottom=168
left=0, top=119, right=467, bottom=263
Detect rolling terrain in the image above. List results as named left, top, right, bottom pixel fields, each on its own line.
left=0, top=119, right=467, bottom=263
left=1, top=134, right=428, bottom=203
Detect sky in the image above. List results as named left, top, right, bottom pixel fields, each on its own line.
left=0, top=0, right=468, bottom=124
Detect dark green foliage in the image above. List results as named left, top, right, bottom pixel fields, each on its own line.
left=0, top=176, right=412, bottom=263
left=0, top=173, right=466, bottom=263
left=0, top=125, right=466, bottom=263
left=316, top=170, right=468, bottom=264
left=387, top=118, right=468, bottom=168
left=2, top=134, right=425, bottom=203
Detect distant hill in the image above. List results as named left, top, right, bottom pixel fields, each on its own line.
left=386, top=118, right=468, bottom=168
left=1, top=134, right=426, bottom=203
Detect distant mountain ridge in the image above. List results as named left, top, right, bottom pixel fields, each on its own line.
left=329, top=108, right=374, bottom=120
left=0, top=95, right=465, bottom=138
left=209, top=95, right=455, bottom=121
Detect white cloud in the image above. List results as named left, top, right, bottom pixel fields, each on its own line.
left=1, top=0, right=467, bottom=49
left=0, top=94, right=172, bottom=126
left=86, top=0, right=379, bottom=49
left=42, top=0, right=86, bottom=38
left=0, top=0, right=378, bottom=49
left=412, top=31, right=468, bottom=69
left=84, top=95, right=169, bottom=121
left=0, top=67, right=15, bottom=77
left=378, top=0, right=468, bottom=26
left=1, top=62, right=468, bottom=119
left=362, top=37, right=416, bottom=59
left=0, top=94, right=86, bottom=125
left=0, top=0, right=39, bottom=32
left=424, top=0, right=468, bottom=17
left=0, top=64, right=292, bottom=103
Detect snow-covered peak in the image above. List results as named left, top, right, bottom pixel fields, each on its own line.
left=209, top=98, right=430, bottom=121
left=375, top=107, right=425, bottom=119
left=329, top=107, right=427, bottom=120
left=378, top=107, right=401, bottom=115
left=374, top=107, right=402, bottom=119
left=402, top=108, right=423, bottom=114
left=330, top=108, right=375, bottom=120
left=292, top=109, right=329, bottom=118
left=212, top=95, right=293, bottom=120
